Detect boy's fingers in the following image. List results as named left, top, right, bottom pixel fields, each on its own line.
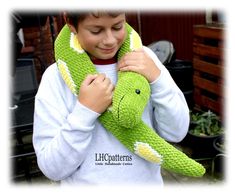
left=133, top=47, right=144, bottom=52
left=92, top=73, right=106, bottom=84
left=82, top=74, right=98, bottom=85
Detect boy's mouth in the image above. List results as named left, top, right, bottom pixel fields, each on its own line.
left=99, top=47, right=116, bottom=54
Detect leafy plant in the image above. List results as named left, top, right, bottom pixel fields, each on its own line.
left=189, top=110, right=223, bottom=136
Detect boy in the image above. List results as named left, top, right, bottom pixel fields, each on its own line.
left=33, top=11, right=190, bottom=185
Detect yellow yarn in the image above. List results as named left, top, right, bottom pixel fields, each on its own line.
left=130, top=29, right=142, bottom=50
left=57, top=59, right=77, bottom=94
left=134, top=142, right=163, bottom=164
left=70, top=33, right=84, bottom=54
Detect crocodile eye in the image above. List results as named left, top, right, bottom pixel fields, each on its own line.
left=135, top=89, right=141, bottom=94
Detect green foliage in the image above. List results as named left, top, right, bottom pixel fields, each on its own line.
left=189, top=110, right=223, bottom=136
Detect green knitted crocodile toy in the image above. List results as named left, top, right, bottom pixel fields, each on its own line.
left=54, top=23, right=206, bottom=177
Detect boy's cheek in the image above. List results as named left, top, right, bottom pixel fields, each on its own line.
left=118, top=29, right=127, bottom=45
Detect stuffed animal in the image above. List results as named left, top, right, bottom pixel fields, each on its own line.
left=54, top=23, right=206, bottom=177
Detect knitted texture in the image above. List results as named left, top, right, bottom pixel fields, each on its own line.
left=54, top=23, right=206, bottom=177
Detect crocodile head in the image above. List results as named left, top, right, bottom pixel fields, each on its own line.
left=112, top=71, right=150, bottom=128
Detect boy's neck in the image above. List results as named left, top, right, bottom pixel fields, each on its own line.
left=91, top=57, right=117, bottom=65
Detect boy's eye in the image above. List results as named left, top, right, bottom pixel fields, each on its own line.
left=89, top=23, right=123, bottom=34
left=113, top=25, right=123, bottom=31
left=90, top=30, right=101, bottom=35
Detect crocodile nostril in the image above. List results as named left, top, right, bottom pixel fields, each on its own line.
left=135, top=89, right=141, bottom=94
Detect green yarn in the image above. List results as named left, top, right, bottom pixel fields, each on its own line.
left=54, top=23, right=206, bottom=177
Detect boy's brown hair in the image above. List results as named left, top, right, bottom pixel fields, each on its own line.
left=64, top=11, right=124, bottom=30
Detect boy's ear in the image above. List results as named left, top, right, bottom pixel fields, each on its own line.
left=63, top=12, right=77, bottom=34
left=68, top=24, right=77, bottom=34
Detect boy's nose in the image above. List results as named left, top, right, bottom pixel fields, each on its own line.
left=103, top=30, right=116, bottom=46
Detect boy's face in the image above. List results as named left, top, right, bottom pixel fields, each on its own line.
left=75, top=13, right=126, bottom=60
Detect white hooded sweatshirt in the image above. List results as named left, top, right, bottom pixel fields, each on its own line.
left=33, top=46, right=189, bottom=185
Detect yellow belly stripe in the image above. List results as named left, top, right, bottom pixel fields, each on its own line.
left=57, top=59, right=77, bottom=94
left=134, top=141, right=163, bottom=164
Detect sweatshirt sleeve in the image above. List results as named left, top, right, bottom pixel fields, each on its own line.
left=144, top=46, right=190, bottom=142
left=33, top=65, right=100, bottom=181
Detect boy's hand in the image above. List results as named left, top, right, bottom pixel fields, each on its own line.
left=118, top=48, right=161, bottom=83
left=78, top=74, right=114, bottom=114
